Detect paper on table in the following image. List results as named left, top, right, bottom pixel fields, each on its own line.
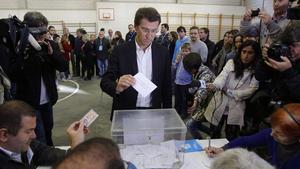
left=133, top=72, right=157, bottom=97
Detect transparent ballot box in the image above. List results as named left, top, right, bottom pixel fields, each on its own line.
left=111, top=109, right=187, bottom=169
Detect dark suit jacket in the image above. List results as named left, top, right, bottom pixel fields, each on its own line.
left=0, top=140, right=66, bottom=169
left=100, top=40, right=172, bottom=116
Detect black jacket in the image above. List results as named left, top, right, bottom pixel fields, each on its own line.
left=0, top=140, right=66, bottom=169
left=9, top=40, right=67, bottom=108
left=255, top=58, right=300, bottom=103
left=100, top=41, right=172, bottom=118
left=95, top=37, right=111, bottom=60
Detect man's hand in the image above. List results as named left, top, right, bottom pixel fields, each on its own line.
left=66, top=121, right=88, bottom=149
left=204, top=146, right=224, bottom=158
left=264, top=56, right=292, bottom=72
left=187, top=100, right=197, bottom=114
left=258, top=10, right=272, bottom=25
left=243, top=8, right=253, bottom=21
left=116, top=74, right=135, bottom=93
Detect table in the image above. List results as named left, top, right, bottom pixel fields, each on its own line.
left=38, top=139, right=228, bottom=169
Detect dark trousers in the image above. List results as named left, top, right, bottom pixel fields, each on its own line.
left=35, top=103, right=53, bottom=146
left=210, top=115, right=240, bottom=141
left=75, top=52, right=82, bottom=76
left=174, top=84, right=189, bottom=119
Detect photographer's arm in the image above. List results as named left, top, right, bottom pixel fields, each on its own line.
left=47, top=40, right=68, bottom=72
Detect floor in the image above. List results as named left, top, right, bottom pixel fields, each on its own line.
left=52, top=76, right=113, bottom=145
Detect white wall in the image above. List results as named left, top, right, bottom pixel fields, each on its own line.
left=96, top=2, right=246, bottom=38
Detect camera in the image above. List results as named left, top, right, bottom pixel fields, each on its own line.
left=267, top=43, right=291, bottom=62
left=251, top=8, right=260, bottom=17
left=287, top=7, right=300, bottom=20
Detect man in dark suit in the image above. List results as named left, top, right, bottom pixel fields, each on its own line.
left=100, top=7, right=172, bottom=119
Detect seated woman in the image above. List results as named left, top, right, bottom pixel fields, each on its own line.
left=205, top=103, right=300, bottom=169
left=190, top=40, right=260, bottom=141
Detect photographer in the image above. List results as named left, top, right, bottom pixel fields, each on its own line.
left=250, top=22, right=300, bottom=134
left=240, top=0, right=291, bottom=46
left=9, top=11, right=67, bottom=146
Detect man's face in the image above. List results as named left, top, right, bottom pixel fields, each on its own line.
left=135, top=19, right=159, bottom=48
left=189, top=29, right=199, bottom=42
left=98, top=31, right=105, bottom=39
left=108, top=29, right=113, bottom=37
left=6, top=116, right=36, bottom=153
left=49, top=27, right=56, bottom=36
left=161, top=25, right=167, bottom=34
left=128, top=25, right=134, bottom=32
left=273, top=0, right=290, bottom=16
left=178, top=30, right=186, bottom=39
left=290, top=42, right=300, bottom=62
left=199, top=29, right=208, bottom=41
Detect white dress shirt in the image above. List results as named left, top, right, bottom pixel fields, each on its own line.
left=135, top=41, right=152, bottom=107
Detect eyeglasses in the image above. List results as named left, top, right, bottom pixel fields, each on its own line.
left=139, top=26, right=158, bottom=34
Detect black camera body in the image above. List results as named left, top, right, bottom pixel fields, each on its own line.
left=251, top=8, right=260, bottom=17
left=287, top=7, right=300, bottom=20
left=267, top=43, right=291, bottom=62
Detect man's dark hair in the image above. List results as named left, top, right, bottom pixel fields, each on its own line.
left=134, top=7, right=161, bottom=26
left=23, top=11, right=48, bottom=27
left=161, top=23, right=169, bottom=31
left=183, top=52, right=202, bottom=74
left=100, top=28, right=105, bottom=32
left=0, top=100, right=36, bottom=136
left=177, top=26, right=186, bottom=33
left=55, top=137, right=124, bottom=169
left=48, top=25, right=55, bottom=30
left=190, top=26, right=199, bottom=31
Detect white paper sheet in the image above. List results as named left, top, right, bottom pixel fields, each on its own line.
left=132, top=72, right=157, bottom=97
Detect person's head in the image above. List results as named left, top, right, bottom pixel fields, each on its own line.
left=98, top=31, right=105, bottom=39
left=189, top=26, right=200, bottom=42
left=128, top=24, right=134, bottom=32
left=273, top=0, right=291, bottom=17
left=90, top=34, right=96, bottom=42
left=134, top=7, right=161, bottom=49
left=23, top=11, right=48, bottom=40
left=211, top=148, right=275, bottom=169
left=271, top=103, right=300, bottom=145
left=168, top=31, right=178, bottom=42
left=63, top=27, right=70, bottom=35
left=160, top=23, right=169, bottom=34
left=100, top=28, right=105, bottom=33
left=233, top=40, right=261, bottom=78
left=55, top=137, right=124, bottom=169
left=48, top=25, right=56, bottom=36
left=82, top=34, right=90, bottom=43
left=183, top=52, right=202, bottom=75
left=199, top=27, right=210, bottom=41
left=181, top=42, right=192, bottom=57
left=280, top=21, right=300, bottom=62
left=223, top=31, right=232, bottom=47
left=108, top=29, right=113, bottom=37
left=0, top=100, right=36, bottom=153
left=233, top=34, right=244, bottom=51
left=114, top=31, right=123, bottom=40
left=53, top=34, right=60, bottom=43
left=177, top=26, right=186, bottom=39
left=76, top=28, right=83, bottom=37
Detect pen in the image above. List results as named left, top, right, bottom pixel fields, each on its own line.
left=208, top=136, right=211, bottom=149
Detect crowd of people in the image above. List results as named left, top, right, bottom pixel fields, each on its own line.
left=0, top=0, right=300, bottom=168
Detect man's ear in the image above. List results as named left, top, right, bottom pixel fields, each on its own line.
left=0, top=128, right=9, bottom=142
